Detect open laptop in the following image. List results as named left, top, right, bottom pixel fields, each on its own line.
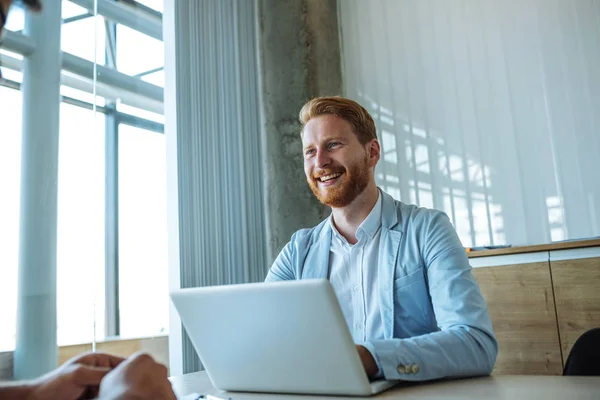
left=170, top=279, right=399, bottom=396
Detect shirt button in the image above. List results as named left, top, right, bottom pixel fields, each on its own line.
left=353, top=285, right=359, bottom=291
left=411, top=364, right=419, bottom=374
left=397, top=365, right=406, bottom=374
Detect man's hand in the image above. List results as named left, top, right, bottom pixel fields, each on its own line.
left=27, top=352, right=125, bottom=400
left=356, top=345, right=378, bottom=378
left=98, top=352, right=177, bottom=400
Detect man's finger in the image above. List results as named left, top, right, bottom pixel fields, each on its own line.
left=71, top=365, right=112, bottom=386
left=75, top=352, right=127, bottom=368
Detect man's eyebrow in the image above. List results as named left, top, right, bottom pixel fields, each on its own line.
left=322, top=135, right=346, bottom=143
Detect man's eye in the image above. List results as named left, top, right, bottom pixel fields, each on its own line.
left=328, top=142, right=339, bottom=149
left=305, top=149, right=315, bottom=156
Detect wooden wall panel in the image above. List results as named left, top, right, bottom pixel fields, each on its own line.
left=0, top=336, right=169, bottom=380
left=551, top=257, right=600, bottom=360
left=472, top=262, right=563, bottom=375
left=0, top=351, right=13, bottom=380
left=59, top=336, right=169, bottom=371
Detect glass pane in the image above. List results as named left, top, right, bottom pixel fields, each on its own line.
left=0, top=49, right=24, bottom=83
left=56, top=103, right=105, bottom=346
left=61, top=14, right=105, bottom=66
left=62, top=1, right=89, bottom=20
left=0, top=86, right=23, bottom=352
left=141, top=69, right=165, bottom=88
left=118, top=124, right=168, bottom=340
left=135, top=0, right=164, bottom=13
left=113, top=18, right=164, bottom=119
left=116, top=24, right=163, bottom=77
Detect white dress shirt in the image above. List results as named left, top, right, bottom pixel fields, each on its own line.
left=328, top=191, right=384, bottom=373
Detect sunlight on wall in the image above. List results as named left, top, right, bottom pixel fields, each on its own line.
left=340, top=0, right=599, bottom=248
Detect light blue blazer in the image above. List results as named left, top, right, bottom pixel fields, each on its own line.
left=266, top=190, right=498, bottom=381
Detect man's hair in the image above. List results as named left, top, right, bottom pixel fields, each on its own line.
left=298, top=96, right=378, bottom=144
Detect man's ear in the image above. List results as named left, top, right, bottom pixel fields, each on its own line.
left=367, top=139, right=381, bottom=167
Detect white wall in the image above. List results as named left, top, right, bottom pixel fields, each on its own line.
left=339, top=0, right=600, bottom=247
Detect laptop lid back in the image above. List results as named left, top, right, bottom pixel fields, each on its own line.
left=170, top=279, right=374, bottom=396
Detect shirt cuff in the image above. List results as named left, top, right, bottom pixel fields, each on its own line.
left=362, top=341, right=384, bottom=379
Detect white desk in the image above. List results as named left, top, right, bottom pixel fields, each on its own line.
left=170, top=371, right=600, bottom=400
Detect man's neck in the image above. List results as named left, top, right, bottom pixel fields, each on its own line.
left=331, top=182, right=379, bottom=244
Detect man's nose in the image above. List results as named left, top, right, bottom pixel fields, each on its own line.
left=316, top=149, right=331, bottom=168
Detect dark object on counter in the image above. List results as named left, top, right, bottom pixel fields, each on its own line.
left=563, top=328, right=600, bottom=376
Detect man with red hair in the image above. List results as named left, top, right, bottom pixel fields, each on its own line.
left=267, top=96, right=498, bottom=381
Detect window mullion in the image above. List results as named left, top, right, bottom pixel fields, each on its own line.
left=104, top=19, right=120, bottom=338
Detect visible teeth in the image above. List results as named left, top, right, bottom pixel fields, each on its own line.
left=319, top=173, right=342, bottom=182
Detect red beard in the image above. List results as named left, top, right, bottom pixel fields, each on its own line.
left=307, top=153, right=371, bottom=208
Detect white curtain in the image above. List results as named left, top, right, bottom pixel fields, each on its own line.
left=339, top=0, right=600, bottom=247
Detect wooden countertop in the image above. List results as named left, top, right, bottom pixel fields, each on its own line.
left=467, top=238, right=600, bottom=258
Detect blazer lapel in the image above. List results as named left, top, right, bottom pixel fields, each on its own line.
left=378, top=191, right=403, bottom=339
left=301, top=223, right=332, bottom=280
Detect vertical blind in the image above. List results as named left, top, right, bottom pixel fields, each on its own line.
left=339, top=0, right=600, bottom=247
left=169, top=0, right=266, bottom=373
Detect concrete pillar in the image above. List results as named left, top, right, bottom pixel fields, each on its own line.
left=14, top=0, right=62, bottom=379
left=257, top=0, right=343, bottom=261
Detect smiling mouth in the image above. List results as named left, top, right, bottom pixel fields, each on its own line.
left=316, top=172, right=343, bottom=183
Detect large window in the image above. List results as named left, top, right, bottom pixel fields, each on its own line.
left=56, top=103, right=106, bottom=346
left=0, top=86, right=23, bottom=352
left=118, top=124, right=168, bottom=339
left=0, top=0, right=167, bottom=359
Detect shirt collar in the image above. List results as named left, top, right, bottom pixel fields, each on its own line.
left=329, top=217, right=346, bottom=246
left=357, top=190, right=382, bottom=239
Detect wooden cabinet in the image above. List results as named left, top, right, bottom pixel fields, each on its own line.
left=472, top=262, right=563, bottom=375
left=551, top=256, right=600, bottom=361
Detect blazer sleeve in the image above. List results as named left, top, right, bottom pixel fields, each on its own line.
left=368, top=212, right=498, bottom=381
left=265, top=235, right=297, bottom=281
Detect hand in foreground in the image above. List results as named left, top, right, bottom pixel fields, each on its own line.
left=28, top=352, right=125, bottom=400
left=98, top=352, right=177, bottom=400
left=356, top=345, right=378, bottom=378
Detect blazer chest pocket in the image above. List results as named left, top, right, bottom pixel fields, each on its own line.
left=394, top=267, right=425, bottom=289
left=393, top=268, right=431, bottom=335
